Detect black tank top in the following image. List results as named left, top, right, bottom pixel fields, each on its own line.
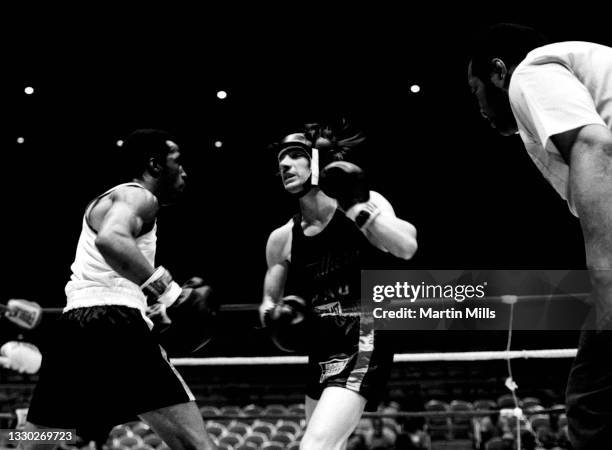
left=288, top=208, right=386, bottom=315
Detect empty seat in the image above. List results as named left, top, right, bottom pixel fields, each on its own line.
left=496, top=394, right=517, bottom=409
left=252, top=423, right=276, bottom=438
left=242, top=404, right=264, bottom=415
left=205, top=421, right=227, bottom=438
left=287, top=403, right=305, bottom=415
left=264, top=404, right=288, bottom=416
left=244, top=432, right=268, bottom=447
left=529, top=414, right=551, bottom=432
left=142, top=434, right=162, bottom=447
left=276, top=420, right=301, bottom=436
left=521, top=397, right=541, bottom=409
left=221, top=405, right=243, bottom=416
left=449, top=400, right=474, bottom=439
left=424, top=399, right=451, bottom=440
left=242, top=404, right=263, bottom=423
left=218, top=432, right=244, bottom=448
left=108, top=425, right=131, bottom=440
left=228, top=422, right=251, bottom=436
left=269, top=431, right=294, bottom=446
left=130, top=422, right=150, bottom=438
left=117, top=435, right=142, bottom=448
left=199, top=406, right=221, bottom=417
left=525, top=404, right=544, bottom=413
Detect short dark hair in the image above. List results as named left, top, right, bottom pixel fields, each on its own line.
left=470, top=23, right=549, bottom=80
left=120, top=129, right=175, bottom=178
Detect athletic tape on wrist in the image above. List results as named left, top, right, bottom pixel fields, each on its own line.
left=141, top=266, right=181, bottom=306
left=140, top=266, right=167, bottom=291
left=157, top=281, right=182, bottom=307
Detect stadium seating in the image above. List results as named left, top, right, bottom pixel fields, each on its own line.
left=424, top=399, right=452, bottom=440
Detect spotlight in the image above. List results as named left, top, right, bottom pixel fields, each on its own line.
left=216, top=90, right=228, bottom=99
left=116, top=140, right=124, bottom=147
left=24, top=86, right=34, bottom=95
left=17, top=137, right=25, bottom=144
left=214, top=141, right=223, bottom=148
left=410, top=84, right=421, bottom=94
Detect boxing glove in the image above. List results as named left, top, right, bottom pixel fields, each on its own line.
left=319, top=161, right=381, bottom=230
left=0, top=341, right=42, bottom=374
left=263, top=295, right=308, bottom=353
left=145, top=272, right=219, bottom=354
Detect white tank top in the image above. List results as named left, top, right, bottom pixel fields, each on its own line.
left=64, top=183, right=157, bottom=313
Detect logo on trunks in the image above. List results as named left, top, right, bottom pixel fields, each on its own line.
left=319, top=355, right=353, bottom=383
left=314, top=301, right=343, bottom=316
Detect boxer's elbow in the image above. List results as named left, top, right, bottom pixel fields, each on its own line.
left=377, top=221, right=417, bottom=260
left=396, top=237, right=418, bottom=260
left=95, top=233, right=112, bottom=253
left=397, top=223, right=418, bottom=260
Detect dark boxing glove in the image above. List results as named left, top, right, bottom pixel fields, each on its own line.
left=263, top=295, right=308, bottom=353
left=145, top=272, right=219, bottom=354
left=319, top=161, right=381, bottom=230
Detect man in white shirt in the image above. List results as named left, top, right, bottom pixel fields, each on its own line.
left=467, top=23, right=612, bottom=449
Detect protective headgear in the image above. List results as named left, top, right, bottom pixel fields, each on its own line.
left=276, top=132, right=334, bottom=198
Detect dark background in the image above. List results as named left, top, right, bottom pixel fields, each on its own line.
left=2, top=7, right=610, bottom=350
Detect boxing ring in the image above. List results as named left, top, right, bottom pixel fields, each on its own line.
left=0, top=293, right=588, bottom=448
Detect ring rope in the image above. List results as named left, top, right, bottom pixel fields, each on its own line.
left=0, top=407, right=567, bottom=423
left=169, top=349, right=578, bottom=366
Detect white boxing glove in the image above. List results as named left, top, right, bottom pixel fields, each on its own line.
left=0, top=341, right=42, bottom=374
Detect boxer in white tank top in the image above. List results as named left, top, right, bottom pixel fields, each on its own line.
left=65, top=182, right=157, bottom=314
left=24, top=129, right=216, bottom=450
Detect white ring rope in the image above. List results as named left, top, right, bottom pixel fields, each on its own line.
left=170, top=348, right=578, bottom=366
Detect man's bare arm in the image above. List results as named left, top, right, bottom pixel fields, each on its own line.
left=362, top=191, right=418, bottom=260
left=259, top=223, right=291, bottom=324
left=95, top=187, right=159, bottom=285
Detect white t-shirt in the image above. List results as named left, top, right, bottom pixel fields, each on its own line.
left=509, top=41, right=612, bottom=216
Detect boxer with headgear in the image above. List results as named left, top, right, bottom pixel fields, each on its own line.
left=23, top=129, right=217, bottom=450
left=260, top=120, right=418, bottom=450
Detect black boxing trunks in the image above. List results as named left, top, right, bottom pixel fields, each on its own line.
left=288, top=209, right=395, bottom=411
left=305, top=315, right=393, bottom=411
left=27, top=306, right=193, bottom=441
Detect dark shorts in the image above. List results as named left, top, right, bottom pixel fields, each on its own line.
left=566, top=329, right=612, bottom=450
left=27, top=305, right=193, bottom=441
left=305, top=314, right=393, bottom=412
